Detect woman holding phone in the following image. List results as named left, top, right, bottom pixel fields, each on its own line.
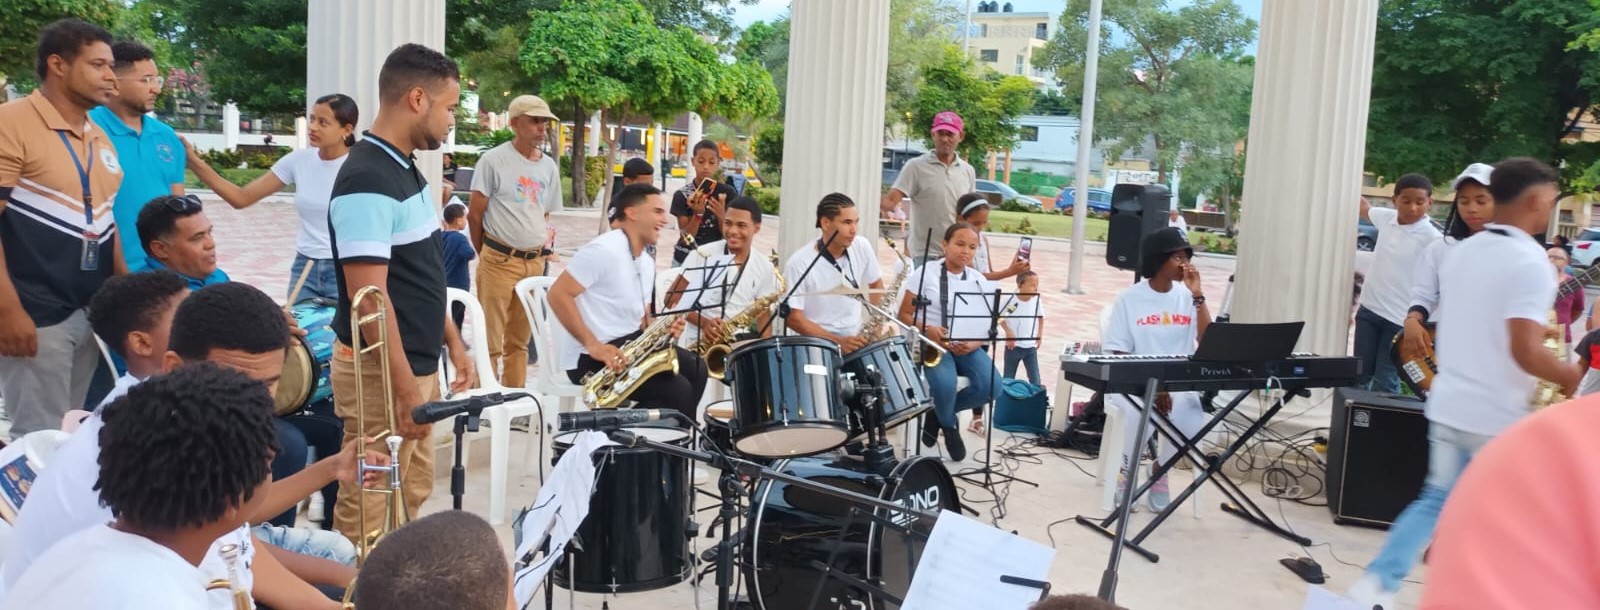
left=957, top=193, right=1031, bottom=281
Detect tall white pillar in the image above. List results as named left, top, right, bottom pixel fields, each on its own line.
left=222, top=103, right=240, bottom=151
left=1232, top=2, right=1379, bottom=359
left=293, top=116, right=308, bottom=150
left=307, top=0, right=447, bottom=199
left=586, top=111, right=602, bottom=156
left=779, top=0, right=890, bottom=259
left=687, top=112, right=704, bottom=147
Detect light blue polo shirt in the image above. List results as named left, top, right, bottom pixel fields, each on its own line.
left=139, top=258, right=230, bottom=290
left=88, top=106, right=186, bottom=271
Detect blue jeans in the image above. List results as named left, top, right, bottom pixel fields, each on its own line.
left=1353, top=306, right=1401, bottom=393
left=1364, top=421, right=1495, bottom=592
left=280, top=398, right=344, bottom=530
left=924, top=348, right=1000, bottom=429
left=269, top=419, right=310, bottom=527
left=289, top=254, right=339, bottom=303
left=253, top=523, right=358, bottom=566
left=1004, top=346, right=1040, bottom=385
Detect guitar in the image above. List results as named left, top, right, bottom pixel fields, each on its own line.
left=1391, top=265, right=1594, bottom=398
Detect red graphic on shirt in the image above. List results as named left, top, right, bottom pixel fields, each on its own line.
left=1134, top=311, right=1193, bottom=326
left=516, top=176, right=542, bottom=204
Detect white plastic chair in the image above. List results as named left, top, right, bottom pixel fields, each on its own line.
left=515, top=276, right=585, bottom=430
left=1093, top=303, right=1200, bottom=517
left=440, top=288, right=544, bottom=525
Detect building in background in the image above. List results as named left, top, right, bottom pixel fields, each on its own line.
left=967, top=2, right=1056, bottom=88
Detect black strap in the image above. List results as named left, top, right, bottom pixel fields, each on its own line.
left=818, top=239, right=858, bottom=288
left=939, top=261, right=949, bottom=331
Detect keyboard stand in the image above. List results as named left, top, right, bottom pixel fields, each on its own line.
left=1074, top=385, right=1312, bottom=563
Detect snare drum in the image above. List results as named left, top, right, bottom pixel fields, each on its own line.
left=841, top=337, right=932, bottom=442
left=723, top=336, right=849, bottom=458
left=276, top=300, right=336, bottom=416
left=551, top=428, right=692, bottom=593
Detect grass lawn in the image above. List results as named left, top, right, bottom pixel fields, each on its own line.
left=184, top=168, right=293, bottom=192
left=988, top=209, right=1111, bottom=241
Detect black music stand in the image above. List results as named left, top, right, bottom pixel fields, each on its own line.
left=944, top=288, right=1043, bottom=506
left=658, top=256, right=743, bottom=351
left=1076, top=322, right=1311, bottom=604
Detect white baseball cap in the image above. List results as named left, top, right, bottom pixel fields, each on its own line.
left=1452, top=163, right=1493, bottom=190
left=507, top=95, right=558, bottom=121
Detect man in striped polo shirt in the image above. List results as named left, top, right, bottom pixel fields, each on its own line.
left=0, top=19, right=125, bottom=437
left=327, top=43, right=475, bottom=542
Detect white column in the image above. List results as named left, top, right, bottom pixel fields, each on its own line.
left=586, top=110, right=602, bottom=156
left=293, top=116, right=308, bottom=150
left=687, top=112, right=704, bottom=147
left=1232, top=2, right=1379, bottom=360
left=222, top=103, right=240, bottom=151
left=307, top=0, right=447, bottom=198
left=779, top=0, right=891, bottom=259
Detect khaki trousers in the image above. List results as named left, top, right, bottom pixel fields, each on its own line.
left=475, top=245, right=546, bottom=388
left=330, top=341, right=438, bottom=546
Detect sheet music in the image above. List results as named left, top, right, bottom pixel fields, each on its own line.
left=901, top=510, right=1055, bottom=610
left=1301, top=586, right=1366, bottom=610
left=511, top=431, right=613, bottom=608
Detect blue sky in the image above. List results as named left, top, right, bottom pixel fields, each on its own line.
left=733, top=0, right=1265, bottom=41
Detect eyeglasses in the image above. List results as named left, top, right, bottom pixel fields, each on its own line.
left=118, top=75, right=165, bottom=88
left=162, top=195, right=202, bottom=213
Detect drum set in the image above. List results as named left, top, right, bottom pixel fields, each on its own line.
left=539, top=333, right=961, bottom=610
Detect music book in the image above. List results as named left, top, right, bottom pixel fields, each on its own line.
left=0, top=452, right=38, bottom=523
left=901, top=511, right=1055, bottom=610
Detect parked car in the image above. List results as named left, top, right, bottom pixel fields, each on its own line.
left=1356, top=217, right=1447, bottom=252
left=1054, top=187, right=1113, bottom=213
left=1571, top=228, right=1600, bottom=266
left=975, top=179, right=1036, bottom=209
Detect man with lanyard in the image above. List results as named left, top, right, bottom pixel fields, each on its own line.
left=782, top=193, right=885, bottom=354
left=548, top=184, right=708, bottom=419
left=0, top=19, right=126, bottom=438
left=882, top=111, right=977, bottom=267
left=667, top=196, right=780, bottom=351
left=89, top=40, right=186, bottom=273
left=467, top=94, right=562, bottom=390
left=326, top=43, right=475, bottom=543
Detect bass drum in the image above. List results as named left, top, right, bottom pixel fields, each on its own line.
left=745, top=455, right=959, bottom=610
left=551, top=427, right=692, bottom=593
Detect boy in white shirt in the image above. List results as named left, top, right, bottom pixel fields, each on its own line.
left=1001, top=271, right=1045, bottom=386
left=1354, top=175, right=1441, bottom=393
left=1, top=364, right=279, bottom=610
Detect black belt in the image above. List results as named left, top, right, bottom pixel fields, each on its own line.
left=484, top=234, right=545, bottom=260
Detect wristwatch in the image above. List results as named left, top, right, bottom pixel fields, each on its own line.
left=1192, top=295, right=1207, bottom=306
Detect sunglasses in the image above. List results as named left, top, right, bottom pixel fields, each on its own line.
left=162, top=194, right=203, bottom=213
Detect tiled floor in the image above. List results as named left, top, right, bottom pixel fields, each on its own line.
left=203, top=190, right=1410, bottom=609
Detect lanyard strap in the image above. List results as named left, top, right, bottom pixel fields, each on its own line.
left=818, top=241, right=858, bottom=289
left=56, top=131, right=94, bottom=228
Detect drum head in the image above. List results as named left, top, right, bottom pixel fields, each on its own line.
left=705, top=401, right=735, bottom=422
left=734, top=424, right=849, bottom=459
left=274, top=340, right=314, bottom=415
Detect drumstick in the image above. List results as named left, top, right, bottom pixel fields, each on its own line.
left=285, top=261, right=316, bottom=311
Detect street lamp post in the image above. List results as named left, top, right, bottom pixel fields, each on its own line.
left=1065, top=0, right=1103, bottom=295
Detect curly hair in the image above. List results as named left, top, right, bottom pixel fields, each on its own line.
left=88, top=270, right=187, bottom=358
left=1032, top=594, right=1126, bottom=610
left=169, top=283, right=290, bottom=360
left=96, top=362, right=279, bottom=531
left=352, top=511, right=510, bottom=610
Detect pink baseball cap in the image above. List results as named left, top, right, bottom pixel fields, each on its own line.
left=931, top=111, right=964, bottom=135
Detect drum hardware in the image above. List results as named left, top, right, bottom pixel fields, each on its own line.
left=606, top=428, right=945, bottom=610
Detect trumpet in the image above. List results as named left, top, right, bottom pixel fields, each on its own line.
left=341, top=286, right=410, bottom=608
left=204, top=543, right=250, bottom=610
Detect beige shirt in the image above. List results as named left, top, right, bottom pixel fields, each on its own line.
left=891, top=152, right=976, bottom=259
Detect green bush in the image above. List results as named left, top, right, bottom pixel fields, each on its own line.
left=753, top=123, right=784, bottom=177
left=749, top=186, right=780, bottom=215
left=201, top=148, right=244, bottom=170
left=452, top=151, right=481, bottom=167
left=997, top=197, right=1035, bottom=213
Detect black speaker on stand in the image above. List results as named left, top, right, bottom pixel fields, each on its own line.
left=1104, top=183, right=1172, bottom=276
left=1326, top=387, right=1430, bottom=528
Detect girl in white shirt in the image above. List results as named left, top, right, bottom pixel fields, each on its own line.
left=898, top=222, right=1002, bottom=462
left=1399, top=164, right=1494, bottom=375
left=1101, top=227, right=1212, bottom=511
left=956, top=193, right=1030, bottom=282
left=186, top=94, right=358, bottom=302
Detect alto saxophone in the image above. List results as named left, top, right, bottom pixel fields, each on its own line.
left=702, top=265, right=786, bottom=379
left=1532, top=309, right=1569, bottom=409
left=582, top=313, right=683, bottom=409
left=862, top=238, right=911, bottom=343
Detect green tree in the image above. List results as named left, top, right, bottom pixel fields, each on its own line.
left=886, top=0, right=963, bottom=121
left=1037, top=0, right=1256, bottom=183
left=0, top=0, right=122, bottom=89
left=149, top=0, right=307, bottom=116
left=752, top=121, right=784, bottom=180
left=1369, top=0, right=1600, bottom=191
left=734, top=19, right=791, bottom=117
left=908, top=45, right=1036, bottom=167
left=1031, top=88, right=1076, bottom=116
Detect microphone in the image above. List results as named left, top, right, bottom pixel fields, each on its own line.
left=411, top=393, right=506, bottom=424
left=558, top=409, right=669, bottom=431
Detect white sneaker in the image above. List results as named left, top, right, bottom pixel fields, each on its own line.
left=308, top=493, right=326, bottom=524
left=1346, top=574, right=1396, bottom=610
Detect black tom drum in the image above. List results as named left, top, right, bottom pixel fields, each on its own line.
left=724, top=336, right=849, bottom=458
left=551, top=427, right=691, bottom=593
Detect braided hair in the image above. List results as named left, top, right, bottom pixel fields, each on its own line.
left=814, top=192, right=856, bottom=228
left=96, top=362, right=279, bottom=532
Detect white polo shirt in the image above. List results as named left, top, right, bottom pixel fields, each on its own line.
left=1359, top=206, right=1442, bottom=324
left=1427, top=224, right=1555, bottom=436
left=906, top=261, right=999, bottom=342
left=0, top=524, right=208, bottom=610
left=557, top=229, right=654, bottom=369
left=677, top=240, right=781, bottom=347
left=1408, top=237, right=1457, bottom=322
left=783, top=236, right=883, bottom=337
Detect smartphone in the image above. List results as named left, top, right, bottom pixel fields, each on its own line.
left=1017, top=237, right=1034, bottom=263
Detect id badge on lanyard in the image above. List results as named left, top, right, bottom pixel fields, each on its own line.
left=58, top=132, right=98, bottom=271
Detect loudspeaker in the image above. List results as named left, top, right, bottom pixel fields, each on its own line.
left=1326, top=387, right=1429, bottom=528
left=1104, top=184, right=1172, bottom=272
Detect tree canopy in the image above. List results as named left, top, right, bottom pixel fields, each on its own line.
left=1, top=0, right=122, bottom=89
left=1037, top=0, right=1256, bottom=183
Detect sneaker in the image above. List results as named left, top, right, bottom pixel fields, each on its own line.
left=1346, top=573, right=1396, bottom=610
left=920, top=412, right=939, bottom=448
left=1148, top=473, right=1171, bottom=512
left=943, top=427, right=966, bottom=461
left=308, top=493, right=325, bottom=524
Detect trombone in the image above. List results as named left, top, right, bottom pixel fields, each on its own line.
left=857, top=298, right=946, bottom=367
left=341, top=285, right=409, bottom=608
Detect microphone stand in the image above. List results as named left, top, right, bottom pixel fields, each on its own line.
left=911, top=229, right=934, bottom=455
left=439, top=391, right=538, bottom=511
left=759, top=230, right=839, bottom=338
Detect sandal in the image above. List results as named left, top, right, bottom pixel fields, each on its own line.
left=968, top=419, right=986, bottom=435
